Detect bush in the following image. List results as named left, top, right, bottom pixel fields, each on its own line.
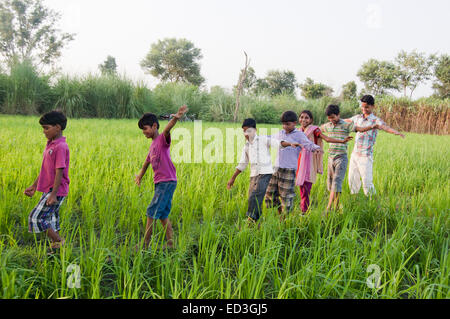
left=152, top=82, right=209, bottom=118
left=53, top=75, right=153, bottom=118
left=1, top=60, right=53, bottom=115
left=199, top=86, right=235, bottom=122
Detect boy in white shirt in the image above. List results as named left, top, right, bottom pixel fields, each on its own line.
left=227, top=118, right=297, bottom=223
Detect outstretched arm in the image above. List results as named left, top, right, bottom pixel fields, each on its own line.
left=377, top=124, right=405, bottom=138
left=162, top=105, right=189, bottom=142
left=320, top=132, right=353, bottom=144
left=355, top=124, right=378, bottom=133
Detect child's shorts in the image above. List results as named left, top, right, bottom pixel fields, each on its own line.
left=28, top=192, right=65, bottom=233
left=327, top=154, right=348, bottom=193
left=264, top=168, right=296, bottom=212
left=146, top=181, right=177, bottom=220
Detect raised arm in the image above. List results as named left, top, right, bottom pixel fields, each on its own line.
left=162, top=105, right=189, bottom=141
left=355, top=124, right=378, bottom=133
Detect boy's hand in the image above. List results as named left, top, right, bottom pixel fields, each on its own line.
left=227, top=178, right=235, bottom=190
left=175, top=105, right=189, bottom=119
left=24, top=185, right=36, bottom=197
left=290, top=143, right=302, bottom=148
left=135, top=174, right=143, bottom=187
left=46, top=193, right=57, bottom=206
left=343, top=136, right=354, bottom=143
left=313, top=149, right=324, bottom=154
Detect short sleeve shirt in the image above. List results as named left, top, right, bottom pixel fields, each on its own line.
left=321, top=119, right=355, bottom=158
left=146, top=134, right=177, bottom=184
left=350, top=114, right=385, bottom=157
left=37, top=136, right=70, bottom=196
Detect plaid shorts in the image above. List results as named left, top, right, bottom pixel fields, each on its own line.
left=264, top=168, right=296, bottom=212
left=28, top=192, right=65, bottom=234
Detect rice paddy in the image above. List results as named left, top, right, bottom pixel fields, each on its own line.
left=0, top=115, right=448, bottom=299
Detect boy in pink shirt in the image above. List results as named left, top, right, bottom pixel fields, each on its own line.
left=24, top=111, right=70, bottom=250
left=135, top=105, right=188, bottom=250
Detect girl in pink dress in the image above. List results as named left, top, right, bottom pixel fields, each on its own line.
left=295, top=110, right=352, bottom=213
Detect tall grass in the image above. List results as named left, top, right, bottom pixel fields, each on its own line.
left=0, top=61, right=53, bottom=115
left=0, top=63, right=448, bottom=133
left=0, top=116, right=448, bottom=298
left=53, top=75, right=154, bottom=119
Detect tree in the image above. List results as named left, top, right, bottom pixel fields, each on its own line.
left=357, top=59, right=400, bottom=96
left=99, top=55, right=117, bottom=76
left=432, top=54, right=450, bottom=99
left=263, top=70, right=297, bottom=96
left=0, top=0, right=75, bottom=68
left=395, top=50, right=436, bottom=98
left=140, top=38, right=204, bottom=86
left=234, top=52, right=250, bottom=122
left=242, top=66, right=257, bottom=93
left=299, top=77, right=334, bottom=99
left=341, top=81, right=357, bottom=100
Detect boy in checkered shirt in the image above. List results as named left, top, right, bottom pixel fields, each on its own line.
left=344, top=95, right=405, bottom=197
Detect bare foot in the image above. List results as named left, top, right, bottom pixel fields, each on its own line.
left=50, top=239, right=65, bottom=249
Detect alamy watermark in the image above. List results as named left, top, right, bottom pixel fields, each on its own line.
left=66, top=263, right=81, bottom=289
left=366, top=264, right=381, bottom=289
left=170, top=121, right=280, bottom=164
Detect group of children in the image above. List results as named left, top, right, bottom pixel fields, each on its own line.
left=24, top=95, right=404, bottom=250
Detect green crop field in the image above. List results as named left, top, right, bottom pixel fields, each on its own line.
left=0, top=115, right=449, bottom=299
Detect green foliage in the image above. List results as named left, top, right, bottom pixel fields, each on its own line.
left=152, top=82, right=208, bottom=118
left=200, top=86, right=235, bottom=122
left=341, top=81, right=358, bottom=101
left=98, top=56, right=118, bottom=76
left=299, top=77, right=334, bottom=99
left=0, top=59, right=53, bottom=114
left=0, top=0, right=75, bottom=67
left=249, top=100, right=280, bottom=124
left=52, top=75, right=153, bottom=118
left=140, top=38, right=204, bottom=86
left=395, top=50, right=436, bottom=98
left=263, top=70, right=297, bottom=96
left=432, top=54, right=450, bottom=99
left=0, top=116, right=449, bottom=298
left=357, top=59, right=400, bottom=96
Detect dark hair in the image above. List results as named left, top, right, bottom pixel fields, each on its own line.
left=242, top=118, right=256, bottom=129
left=281, top=111, right=298, bottom=123
left=299, top=110, right=314, bottom=121
left=325, top=104, right=340, bottom=116
left=39, top=111, right=67, bottom=130
left=138, top=113, right=160, bottom=130
left=361, top=95, right=375, bottom=106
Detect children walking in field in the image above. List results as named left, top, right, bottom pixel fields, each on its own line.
left=135, top=105, right=188, bottom=250
left=264, top=111, right=321, bottom=215
left=24, top=111, right=70, bottom=250
left=345, top=95, right=405, bottom=197
left=296, top=110, right=353, bottom=213
left=321, top=105, right=377, bottom=213
left=227, top=118, right=287, bottom=224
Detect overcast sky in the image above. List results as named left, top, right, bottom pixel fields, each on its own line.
left=44, top=0, right=450, bottom=98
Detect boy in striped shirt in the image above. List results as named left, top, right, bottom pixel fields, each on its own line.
left=321, top=105, right=377, bottom=213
